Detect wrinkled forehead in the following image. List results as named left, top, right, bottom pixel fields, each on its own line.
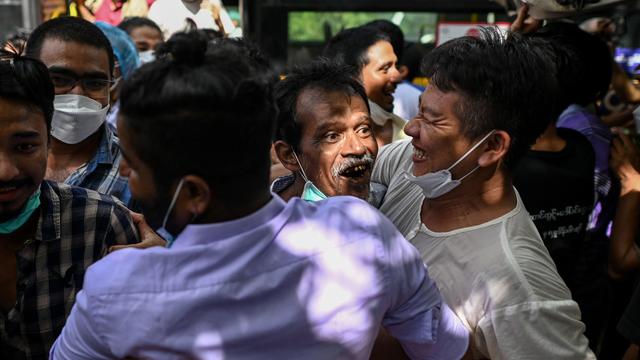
left=295, top=87, right=368, bottom=125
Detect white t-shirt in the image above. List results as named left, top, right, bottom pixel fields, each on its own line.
left=372, top=139, right=596, bottom=360
left=148, top=0, right=218, bottom=39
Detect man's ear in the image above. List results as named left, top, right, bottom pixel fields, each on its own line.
left=478, top=130, right=511, bottom=167
left=398, top=65, right=409, bottom=81
left=273, top=140, right=300, bottom=172
left=182, top=175, right=211, bottom=217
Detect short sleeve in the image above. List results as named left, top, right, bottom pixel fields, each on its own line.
left=478, top=300, right=595, bottom=360
left=105, top=201, right=140, bottom=248
left=379, top=216, right=469, bottom=359
left=371, top=139, right=411, bottom=186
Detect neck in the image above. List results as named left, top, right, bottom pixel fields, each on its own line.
left=421, top=168, right=517, bottom=232
left=205, top=190, right=273, bottom=223
left=531, top=124, right=566, bottom=152
left=279, top=174, right=305, bottom=202
left=0, top=208, right=40, bottom=244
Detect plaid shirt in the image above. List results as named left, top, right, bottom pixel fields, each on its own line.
left=64, top=126, right=136, bottom=210
left=0, top=181, right=139, bottom=359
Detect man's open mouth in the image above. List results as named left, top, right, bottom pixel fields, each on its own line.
left=339, top=163, right=371, bottom=179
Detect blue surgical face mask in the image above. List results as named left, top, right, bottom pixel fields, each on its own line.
left=0, top=188, right=41, bottom=234
left=291, top=150, right=327, bottom=202
left=157, top=178, right=185, bottom=248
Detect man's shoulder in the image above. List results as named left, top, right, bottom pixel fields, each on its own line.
left=43, top=180, right=126, bottom=209
left=286, top=196, right=397, bottom=244
left=375, top=139, right=413, bottom=172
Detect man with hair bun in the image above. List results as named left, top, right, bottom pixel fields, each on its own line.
left=51, top=32, right=470, bottom=359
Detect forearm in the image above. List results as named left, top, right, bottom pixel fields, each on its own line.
left=609, top=191, right=640, bottom=279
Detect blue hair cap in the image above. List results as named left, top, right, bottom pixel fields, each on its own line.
left=95, top=21, right=140, bottom=80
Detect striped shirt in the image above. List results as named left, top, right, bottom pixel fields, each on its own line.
left=0, top=181, right=139, bottom=359
left=64, top=126, right=136, bottom=210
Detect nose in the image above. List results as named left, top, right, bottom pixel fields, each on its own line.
left=341, top=132, right=367, bottom=157
left=404, top=117, right=420, bottom=138
left=0, top=154, right=20, bottom=182
left=390, top=65, right=401, bottom=83
left=68, top=82, right=89, bottom=97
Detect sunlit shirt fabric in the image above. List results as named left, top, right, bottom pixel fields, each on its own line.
left=50, top=195, right=469, bottom=359
left=371, top=139, right=595, bottom=360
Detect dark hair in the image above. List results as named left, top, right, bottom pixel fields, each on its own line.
left=323, top=26, right=391, bottom=76
left=364, top=20, right=404, bottom=61
left=534, top=22, right=612, bottom=106
left=274, top=58, right=370, bottom=151
left=25, top=17, right=115, bottom=75
left=0, top=50, right=54, bottom=130
left=526, top=35, right=579, bottom=124
left=118, top=16, right=163, bottom=38
left=402, top=42, right=431, bottom=81
left=119, top=32, right=276, bottom=205
left=3, top=30, right=30, bottom=54
left=422, top=27, right=558, bottom=170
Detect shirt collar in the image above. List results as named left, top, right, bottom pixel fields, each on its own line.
left=172, top=195, right=287, bottom=249
left=35, top=181, right=61, bottom=242
left=92, top=125, right=116, bottom=166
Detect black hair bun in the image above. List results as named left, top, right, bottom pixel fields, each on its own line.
left=158, top=31, right=208, bottom=65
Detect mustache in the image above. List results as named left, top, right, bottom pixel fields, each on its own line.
left=332, top=153, right=375, bottom=178
left=0, top=178, right=33, bottom=190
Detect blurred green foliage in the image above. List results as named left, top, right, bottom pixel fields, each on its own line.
left=288, top=11, right=439, bottom=43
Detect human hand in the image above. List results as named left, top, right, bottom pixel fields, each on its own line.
left=510, top=4, right=543, bottom=34
left=611, top=130, right=640, bottom=195
left=109, top=212, right=166, bottom=252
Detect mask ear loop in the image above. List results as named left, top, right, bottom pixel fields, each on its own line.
left=161, top=178, right=186, bottom=229
left=447, top=130, right=496, bottom=172
left=291, top=149, right=311, bottom=183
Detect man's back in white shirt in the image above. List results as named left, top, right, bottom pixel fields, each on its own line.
left=51, top=195, right=469, bottom=359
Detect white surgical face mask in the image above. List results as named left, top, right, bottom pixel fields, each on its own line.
left=404, top=131, right=495, bottom=199
left=138, top=50, right=156, bottom=64
left=52, top=94, right=109, bottom=144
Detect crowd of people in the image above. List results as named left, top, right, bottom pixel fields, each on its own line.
left=3, top=1, right=640, bottom=359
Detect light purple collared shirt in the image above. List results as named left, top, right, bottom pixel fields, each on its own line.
left=51, top=196, right=468, bottom=359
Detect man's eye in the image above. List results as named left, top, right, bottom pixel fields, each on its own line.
left=357, top=126, right=372, bottom=136
left=50, top=75, right=74, bottom=87
left=16, top=144, right=36, bottom=152
left=324, top=133, right=341, bottom=142
left=84, top=79, right=109, bottom=90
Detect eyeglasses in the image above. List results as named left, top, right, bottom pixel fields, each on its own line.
left=49, top=72, right=113, bottom=99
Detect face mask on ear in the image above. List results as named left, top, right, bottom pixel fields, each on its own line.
left=157, top=178, right=185, bottom=248
left=291, top=150, right=327, bottom=202
left=404, top=131, right=495, bottom=199
left=52, top=94, right=110, bottom=144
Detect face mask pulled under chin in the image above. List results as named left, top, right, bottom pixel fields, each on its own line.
left=52, top=94, right=109, bottom=144
left=404, top=131, right=495, bottom=199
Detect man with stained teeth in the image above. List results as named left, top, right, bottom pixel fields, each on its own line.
left=272, top=59, right=380, bottom=203
left=323, top=26, right=407, bottom=147
left=371, top=29, right=595, bottom=359
left=0, top=51, right=139, bottom=359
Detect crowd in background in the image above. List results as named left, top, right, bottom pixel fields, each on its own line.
left=4, top=1, right=640, bottom=359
